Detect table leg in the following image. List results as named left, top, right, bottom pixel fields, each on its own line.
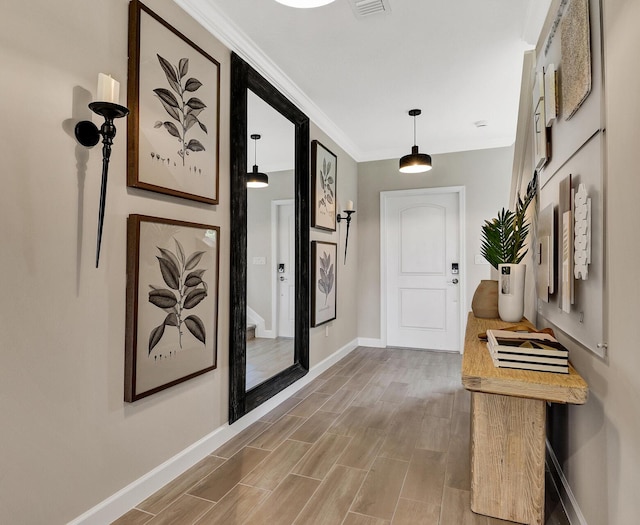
left=469, top=392, right=546, bottom=525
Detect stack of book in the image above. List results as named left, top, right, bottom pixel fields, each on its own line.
left=486, top=329, right=569, bottom=374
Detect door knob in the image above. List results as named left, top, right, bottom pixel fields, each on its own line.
left=448, top=278, right=459, bottom=284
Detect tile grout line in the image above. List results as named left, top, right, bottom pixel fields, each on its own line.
left=341, top=463, right=375, bottom=525
left=135, top=456, right=229, bottom=518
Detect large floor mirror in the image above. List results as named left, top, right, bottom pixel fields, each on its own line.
left=229, top=53, right=310, bottom=423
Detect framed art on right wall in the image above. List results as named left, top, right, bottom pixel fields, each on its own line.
left=311, top=140, right=337, bottom=231
left=311, top=241, right=337, bottom=327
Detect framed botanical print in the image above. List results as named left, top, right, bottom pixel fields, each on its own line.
left=125, top=214, right=220, bottom=401
left=311, top=140, right=337, bottom=231
left=311, top=241, right=337, bottom=327
left=127, top=0, right=220, bottom=204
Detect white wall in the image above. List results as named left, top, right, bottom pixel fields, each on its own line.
left=356, top=148, right=513, bottom=343
left=0, top=1, right=360, bottom=523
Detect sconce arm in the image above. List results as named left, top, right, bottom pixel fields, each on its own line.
left=336, top=209, right=356, bottom=264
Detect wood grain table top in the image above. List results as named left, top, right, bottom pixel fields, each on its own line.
left=462, top=313, right=588, bottom=404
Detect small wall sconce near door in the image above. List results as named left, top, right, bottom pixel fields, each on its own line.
left=336, top=200, right=356, bottom=264
left=399, top=108, right=432, bottom=173
left=246, top=134, right=269, bottom=188
left=74, top=73, right=129, bottom=267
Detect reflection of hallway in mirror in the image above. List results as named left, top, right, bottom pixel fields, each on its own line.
left=246, top=336, right=295, bottom=390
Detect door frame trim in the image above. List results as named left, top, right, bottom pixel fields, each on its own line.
left=271, top=198, right=295, bottom=339
left=380, top=186, right=466, bottom=352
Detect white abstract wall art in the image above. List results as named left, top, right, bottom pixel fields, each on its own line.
left=536, top=204, right=555, bottom=302
left=562, top=210, right=573, bottom=313
left=533, top=71, right=549, bottom=170
left=561, top=0, right=592, bottom=120
left=574, top=183, right=591, bottom=280
left=544, top=63, right=558, bottom=126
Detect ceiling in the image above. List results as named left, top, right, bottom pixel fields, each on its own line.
left=175, top=0, right=551, bottom=163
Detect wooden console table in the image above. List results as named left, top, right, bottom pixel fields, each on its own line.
left=461, top=313, right=588, bottom=525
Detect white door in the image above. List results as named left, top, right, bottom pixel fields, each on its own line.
left=383, top=190, right=461, bottom=350
left=277, top=202, right=295, bottom=338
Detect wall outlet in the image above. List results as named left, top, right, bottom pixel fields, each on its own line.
left=325, top=325, right=329, bottom=337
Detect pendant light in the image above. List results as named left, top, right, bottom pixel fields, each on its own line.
left=274, top=0, right=335, bottom=7
left=399, top=109, right=432, bottom=173
left=247, top=134, right=269, bottom=188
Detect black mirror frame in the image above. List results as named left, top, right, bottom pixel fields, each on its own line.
left=229, top=53, right=310, bottom=423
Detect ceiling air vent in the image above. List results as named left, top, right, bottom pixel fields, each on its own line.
left=349, top=0, right=391, bottom=18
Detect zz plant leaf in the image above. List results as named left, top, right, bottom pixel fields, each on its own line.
left=148, top=238, right=208, bottom=354
left=154, top=54, right=208, bottom=166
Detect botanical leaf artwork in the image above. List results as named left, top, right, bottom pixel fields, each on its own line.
left=148, top=238, right=208, bottom=356
left=153, top=54, right=207, bottom=166
left=317, top=250, right=335, bottom=306
left=318, top=157, right=334, bottom=212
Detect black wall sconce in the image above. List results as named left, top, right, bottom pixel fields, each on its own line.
left=74, top=74, right=129, bottom=267
left=336, top=200, right=356, bottom=264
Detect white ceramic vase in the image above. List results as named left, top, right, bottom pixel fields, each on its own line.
left=498, top=263, right=525, bottom=322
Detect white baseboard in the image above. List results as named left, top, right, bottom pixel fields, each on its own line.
left=357, top=337, right=385, bottom=348
left=546, top=440, right=588, bottom=525
left=69, top=338, right=359, bottom=525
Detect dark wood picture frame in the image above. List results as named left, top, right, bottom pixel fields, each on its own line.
left=127, top=0, right=220, bottom=204
left=311, top=240, right=337, bottom=327
left=311, top=140, right=338, bottom=231
left=125, top=214, right=220, bottom=402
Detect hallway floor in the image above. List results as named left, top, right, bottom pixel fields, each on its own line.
left=113, top=346, right=569, bottom=525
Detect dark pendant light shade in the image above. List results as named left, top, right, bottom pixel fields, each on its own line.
left=247, top=165, right=269, bottom=188
left=399, top=109, right=432, bottom=173
left=247, top=134, right=269, bottom=188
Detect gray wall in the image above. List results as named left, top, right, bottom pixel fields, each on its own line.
left=0, top=1, right=360, bottom=522
left=509, top=1, right=640, bottom=523
left=309, top=125, right=360, bottom=365
left=356, top=148, right=513, bottom=342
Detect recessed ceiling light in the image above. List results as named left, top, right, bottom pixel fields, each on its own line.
left=274, top=0, right=336, bottom=7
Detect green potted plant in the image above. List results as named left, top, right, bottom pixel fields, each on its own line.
left=472, top=177, right=536, bottom=320
left=480, top=192, right=534, bottom=270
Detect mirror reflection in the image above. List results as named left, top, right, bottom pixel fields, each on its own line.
left=229, top=51, right=309, bottom=423
left=246, top=90, right=296, bottom=390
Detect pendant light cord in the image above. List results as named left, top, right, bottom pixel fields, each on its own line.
left=253, top=136, right=257, bottom=166
left=413, top=113, right=417, bottom=147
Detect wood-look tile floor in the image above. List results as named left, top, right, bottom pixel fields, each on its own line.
left=112, top=347, right=570, bottom=525
left=246, top=337, right=295, bottom=390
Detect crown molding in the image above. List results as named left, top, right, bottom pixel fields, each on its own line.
left=173, top=0, right=364, bottom=161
